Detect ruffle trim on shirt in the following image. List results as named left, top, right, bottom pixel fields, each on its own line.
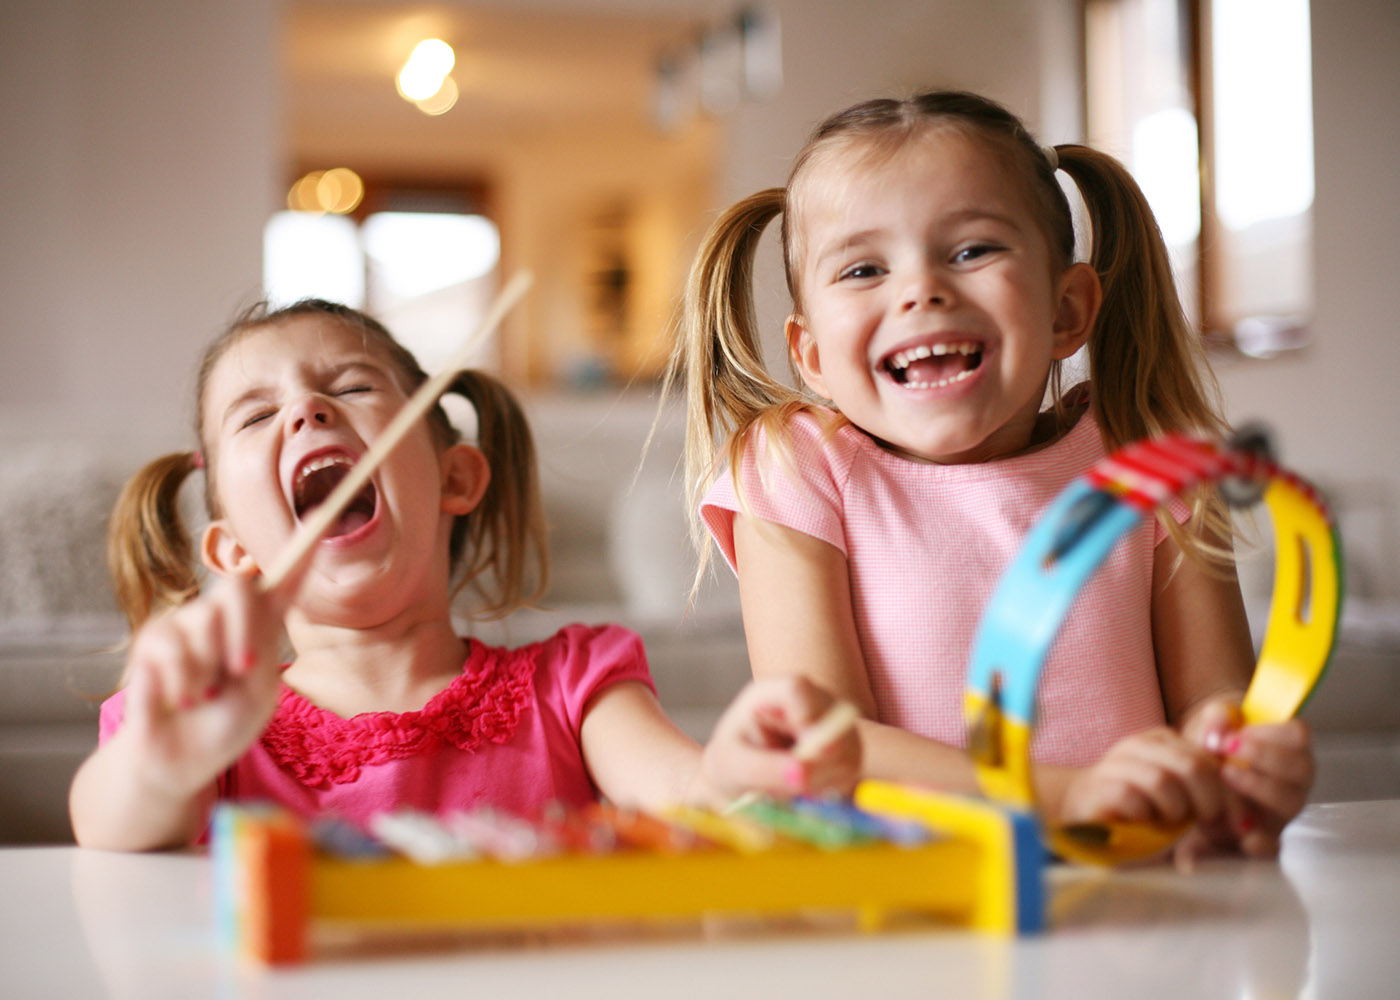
left=258, top=641, right=537, bottom=788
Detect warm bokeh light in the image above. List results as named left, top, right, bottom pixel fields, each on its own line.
left=415, top=75, right=459, bottom=116
left=396, top=38, right=455, bottom=102
left=287, top=170, right=324, bottom=212
left=286, top=167, right=365, bottom=214
left=316, top=167, right=365, bottom=214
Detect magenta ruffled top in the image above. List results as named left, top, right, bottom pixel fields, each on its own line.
left=99, top=623, right=655, bottom=829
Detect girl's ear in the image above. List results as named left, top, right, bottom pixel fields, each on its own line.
left=1050, top=262, right=1103, bottom=361
left=201, top=520, right=258, bottom=578
left=441, top=443, right=490, bottom=516
left=785, top=314, right=831, bottom=398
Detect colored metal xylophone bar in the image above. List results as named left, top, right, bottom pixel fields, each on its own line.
left=213, top=780, right=1045, bottom=965
left=965, top=429, right=1343, bottom=865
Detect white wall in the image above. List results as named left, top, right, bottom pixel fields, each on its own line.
left=0, top=0, right=278, bottom=461
left=721, top=0, right=1080, bottom=200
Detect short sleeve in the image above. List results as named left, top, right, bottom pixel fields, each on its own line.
left=699, top=412, right=853, bottom=572
left=98, top=689, right=128, bottom=744
left=1152, top=495, right=1196, bottom=546
left=539, top=623, right=657, bottom=741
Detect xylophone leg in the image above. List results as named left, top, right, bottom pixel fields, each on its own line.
left=213, top=804, right=311, bottom=965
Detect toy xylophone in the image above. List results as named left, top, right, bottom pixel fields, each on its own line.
left=213, top=781, right=1044, bottom=964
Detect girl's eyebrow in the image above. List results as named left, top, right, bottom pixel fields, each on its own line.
left=810, top=208, right=1028, bottom=268
left=810, top=228, right=884, bottom=267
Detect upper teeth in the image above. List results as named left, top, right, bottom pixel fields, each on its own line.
left=888, top=341, right=980, bottom=370
left=295, top=453, right=353, bottom=490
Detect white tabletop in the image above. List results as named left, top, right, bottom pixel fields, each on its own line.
left=3, top=799, right=1398, bottom=999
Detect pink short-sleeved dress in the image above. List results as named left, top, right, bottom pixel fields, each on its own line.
left=702, top=406, right=1176, bottom=768
left=98, top=623, right=653, bottom=830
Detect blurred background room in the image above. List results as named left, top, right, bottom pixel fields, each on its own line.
left=2, top=0, right=1397, bottom=843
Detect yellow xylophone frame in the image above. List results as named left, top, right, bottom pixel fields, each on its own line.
left=214, top=780, right=1045, bottom=965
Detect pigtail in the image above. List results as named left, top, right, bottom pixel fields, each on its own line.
left=664, top=187, right=805, bottom=561
left=445, top=370, right=549, bottom=618
left=106, top=451, right=203, bottom=632
left=1054, top=144, right=1228, bottom=450
left=1056, top=144, right=1236, bottom=565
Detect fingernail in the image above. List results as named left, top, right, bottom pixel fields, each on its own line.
left=783, top=760, right=807, bottom=791
left=1237, top=812, right=1257, bottom=834
left=204, top=684, right=221, bottom=702
left=1223, top=735, right=1243, bottom=757
left=179, top=695, right=195, bottom=711
left=1203, top=730, right=1224, bottom=754
left=240, top=649, right=258, bottom=672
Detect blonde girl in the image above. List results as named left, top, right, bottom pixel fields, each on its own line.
left=669, top=91, right=1312, bottom=856
left=71, top=300, right=857, bottom=851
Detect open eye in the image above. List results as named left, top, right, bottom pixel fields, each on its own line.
left=952, top=243, right=1003, bottom=265
left=838, top=261, right=887, bottom=282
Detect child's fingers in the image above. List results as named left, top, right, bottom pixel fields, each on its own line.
left=1218, top=720, right=1313, bottom=835
left=1222, top=760, right=1309, bottom=830
left=1069, top=774, right=1157, bottom=825
left=741, top=675, right=844, bottom=749
left=123, top=648, right=165, bottom=729
left=214, top=569, right=281, bottom=680
left=1227, top=720, right=1315, bottom=787
left=1102, top=756, right=1192, bottom=824
left=1117, top=732, right=1226, bottom=825
left=130, top=609, right=216, bottom=712
left=1189, top=698, right=1242, bottom=753
left=708, top=678, right=862, bottom=800
left=795, top=726, right=863, bottom=796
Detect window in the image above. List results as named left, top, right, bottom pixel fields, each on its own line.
left=1085, top=0, right=1314, bottom=356
left=263, top=177, right=501, bottom=375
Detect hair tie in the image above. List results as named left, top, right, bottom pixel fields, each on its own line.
left=1041, top=145, right=1060, bottom=171
left=192, top=450, right=205, bottom=470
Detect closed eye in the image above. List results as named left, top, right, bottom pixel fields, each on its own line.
left=239, top=409, right=276, bottom=430
left=334, top=385, right=373, bottom=397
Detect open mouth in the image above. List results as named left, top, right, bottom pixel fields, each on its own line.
left=293, top=454, right=378, bottom=538
left=882, top=341, right=983, bottom=389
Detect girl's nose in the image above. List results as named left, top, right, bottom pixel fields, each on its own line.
left=900, top=273, right=950, bottom=312
left=286, top=394, right=334, bottom=434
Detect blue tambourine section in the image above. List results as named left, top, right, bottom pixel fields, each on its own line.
left=967, top=478, right=1144, bottom=729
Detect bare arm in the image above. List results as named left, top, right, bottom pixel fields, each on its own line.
left=731, top=512, right=986, bottom=795
left=69, top=721, right=217, bottom=851
left=1151, top=528, right=1255, bottom=731
left=579, top=676, right=861, bottom=811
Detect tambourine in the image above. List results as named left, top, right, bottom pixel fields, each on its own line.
left=965, top=429, right=1342, bottom=864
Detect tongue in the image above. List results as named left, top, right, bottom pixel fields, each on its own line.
left=328, top=508, right=373, bottom=538
left=902, top=353, right=971, bottom=385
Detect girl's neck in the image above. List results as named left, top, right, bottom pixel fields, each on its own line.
left=282, top=609, right=468, bottom=717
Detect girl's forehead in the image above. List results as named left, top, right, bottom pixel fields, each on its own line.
left=790, top=129, right=1027, bottom=243
left=211, top=317, right=397, bottom=388
left=796, top=128, right=1010, bottom=209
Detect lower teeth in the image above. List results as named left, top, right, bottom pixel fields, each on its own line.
left=901, top=367, right=975, bottom=389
